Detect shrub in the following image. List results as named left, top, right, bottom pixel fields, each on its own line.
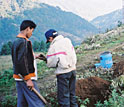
left=0, top=69, right=16, bottom=107
left=1, top=95, right=17, bottom=107
left=95, top=89, right=124, bottom=107
left=0, top=69, right=14, bottom=87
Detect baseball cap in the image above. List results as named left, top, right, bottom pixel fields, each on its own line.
left=45, top=29, right=58, bottom=43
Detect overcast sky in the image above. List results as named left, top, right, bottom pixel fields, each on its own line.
left=39, top=0, right=122, bottom=21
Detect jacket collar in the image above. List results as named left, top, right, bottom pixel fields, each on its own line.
left=51, top=35, right=64, bottom=45
left=16, top=33, right=29, bottom=41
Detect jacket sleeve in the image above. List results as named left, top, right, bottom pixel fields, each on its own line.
left=71, top=45, right=77, bottom=65
left=46, top=43, right=70, bottom=69
left=17, top=40, right=30, bottom=80
left=46, top=48, right=59, bottom=68
left=57, top=54, right=70, bottom=69
left=57, top=38, right=77, bottom=69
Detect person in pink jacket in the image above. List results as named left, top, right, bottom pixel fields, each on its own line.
left=45, top=29, right=78, bottom=107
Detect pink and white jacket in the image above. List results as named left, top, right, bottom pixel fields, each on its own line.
left=46, top=35, right=77, bottom=75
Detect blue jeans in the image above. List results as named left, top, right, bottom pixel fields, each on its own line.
left=16, top=81, right=45, bottom=107
left=57, top=71, right=78, bottom=107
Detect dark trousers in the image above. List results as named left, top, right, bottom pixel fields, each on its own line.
left=16, top=81, right=45, bottom=107
left=57, top=70, right=78, bottom=107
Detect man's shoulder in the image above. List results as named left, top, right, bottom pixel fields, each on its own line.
left=15, top=38, right=26, bottom=42
left=52, top=36, right=72, bottom=48
left=62, top=37, right=72, bottom=46
left=64, top=37, right=71, bottom=42
left=13, top=38, right=26, bottom=46
left=56, top=36, right=70, bottom=43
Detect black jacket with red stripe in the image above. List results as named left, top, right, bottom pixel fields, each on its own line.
left=11, top=35, right=35, bottom=80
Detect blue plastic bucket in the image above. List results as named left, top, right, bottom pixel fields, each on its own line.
left=100, top=51, right=113, bottom=68
left=95, top=63, right=101, bottom=68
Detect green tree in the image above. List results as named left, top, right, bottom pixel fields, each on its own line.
left=33, top=41, right=40, bottom=52
left=7, top=41, right=12, bottom=49
left=7, top=41, right=12, bottom=54
left=46, top=42, right=50, bottom=51
left=117, top=21, right=122, bottom=27
left=105, top=28, right=109, bottom=33
left=39, top=41, right=46, bottom=52
left=1, top=43, right=10, bottom=55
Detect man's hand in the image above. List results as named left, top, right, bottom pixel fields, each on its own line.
left=35, top=54, right=47, bottom=62
left=26, top=79, right=34, bottom=91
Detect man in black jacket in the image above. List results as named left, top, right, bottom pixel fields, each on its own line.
left=11, top=20, right=44, bottom=107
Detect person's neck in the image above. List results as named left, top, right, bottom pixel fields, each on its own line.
left=20, top=31, right=27, bottom=37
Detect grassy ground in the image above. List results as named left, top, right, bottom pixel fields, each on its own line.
left=0, top=52, right=43, bottom=72
left=0, top=55, right=13, bottom=72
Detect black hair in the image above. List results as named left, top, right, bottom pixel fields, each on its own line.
left=20, top=20, right=36, bottom=31
left=48, top=34, right=58, bottom=41
left=52, top=35, right=58, bottom=39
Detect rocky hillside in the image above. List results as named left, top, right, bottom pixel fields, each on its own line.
left=0, top=0, right=40, bottom=17
left=0, top=0, right=98, bottom=47
left=91, top=9, right=122, bottom=32
left=76, top=25, right=124, bottom=71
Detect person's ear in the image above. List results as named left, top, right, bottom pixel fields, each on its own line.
left=49, top=37, right=53, bottom=40
left=48, top=37, right=53, bottom=42
left=26, top=27, right=30, bottom=32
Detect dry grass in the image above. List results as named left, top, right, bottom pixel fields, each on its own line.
left=0, top=55, right=13, bottom=72
left=0, top=52, right=43, bottom=72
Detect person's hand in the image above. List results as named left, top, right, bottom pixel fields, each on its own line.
left=36, top=54, right=47, bottom=62
left=26, top=79, right=34, bottom=91
left=35, top=55, right=40, bottom=59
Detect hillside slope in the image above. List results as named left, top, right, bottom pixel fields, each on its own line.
left=0, top=0, right=98, bottom=47
left=76, top=25, right=124, bottom=71
left=91, top=9, right=122, bottom=32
